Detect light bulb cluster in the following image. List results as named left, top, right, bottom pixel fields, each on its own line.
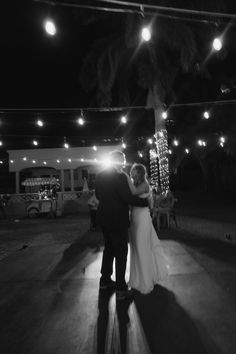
left=149, top=148, right=159, bottom=188
left=155, top=129, right=169, bottom=193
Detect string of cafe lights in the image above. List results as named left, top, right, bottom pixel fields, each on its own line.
left=0, top=134, right=229, bottom=165
left=34, top=0, right=236, bottom=25
left=0, top=104, right=233, bottom=149
left=0, top=111, right=231, bottom=149
left=34, top=0, right=235, bottom=53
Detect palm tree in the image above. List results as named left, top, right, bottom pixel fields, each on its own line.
left=79, top=0, right=225, bottom=191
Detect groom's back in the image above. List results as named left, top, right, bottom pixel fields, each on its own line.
left=95, top=169, right=130, bottom=231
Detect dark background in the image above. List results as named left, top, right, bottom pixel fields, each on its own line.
left=1, top=1, right=236, bottom=195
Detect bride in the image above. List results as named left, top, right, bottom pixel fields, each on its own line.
left=125, top=163, right=168, bottom=294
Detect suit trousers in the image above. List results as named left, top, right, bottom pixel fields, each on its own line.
left=101, top=227, right=128, bottom=290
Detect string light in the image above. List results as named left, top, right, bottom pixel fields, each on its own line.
left=10, top=160, right=14, bottom=163
left=23, top=157, right=27, bottom=161
left=122, top=142, right=126, bottom=149
left=219, top=136, right=225, bottom=143
left=43, top=161, right=47, bottom=165
left=162, top=111, right=168, bottom=120
left=93, top=145, right=97, bottom=151
left=77, top=117, right=85, bottom=125
left=56, top=159, right=60, bottom=163
left=0, top=160, right=3, bottom=164
left=168, top=149, right=172, bottom=154
left=219, top=136, right=225, bottom=147
left=0, top=140, right=2, bottom=146
left=32, top=160, right=36, bottom=164
left=185, top=148, right=190, bottom=154
left=120, top=115, right=127, bottom=124
left=33, top=140, right=38, bottom=146
left=203, top=111, right=210, bottom=119
left=212, top=37, right=222, bottom=51
left=77, top=110, right=85, bottom=125
left=141, top=26, right=151, bottom=41
left=44, top=19, right=56, bottom=36
left=138, top=151, right=143, bottom=158
left=173, top=139, right=179, bottom=146
left=63, top=137, right=69, bottom=149
left=68, top=158, right=72, bottom=162
left=147, top=138, right=153, bottom=144
left=36, top=119, right=44, bottom=127
left=197, top=139, right=207, bottom=147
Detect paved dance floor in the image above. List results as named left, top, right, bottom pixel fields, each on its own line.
left=0, top=219, right=235, bottom=354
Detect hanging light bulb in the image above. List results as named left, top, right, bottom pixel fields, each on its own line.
left=36, top=119, right=44, bottom=127
left=173, top=139, right=179, bottom=146
left=64, top=137, right=69, bottom=149
left=141, top=27, right=151, bottom=41
left=77, top=117, right=85, bottom=125
left=138, top=151, right=143, bottom=158
left=212, top=37, right=222, bottom=51
left=162, top=111, right=168, bottom=120
left=121, top=115, right=127, bottom=124
left=77, top=110, right=85, bottom=125
left=203, top=111, right=210, bottom=119
left=219, top=136, right=225, bottom=143
left=44, top=19, right=56, bottom=36
left=198, top=139, right=203, bottom=146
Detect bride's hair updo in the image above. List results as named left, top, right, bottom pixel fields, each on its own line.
left=130, top=163, right=147, bottom=186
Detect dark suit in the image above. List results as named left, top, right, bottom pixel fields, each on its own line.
left=95, top=168, right=148, bottom=290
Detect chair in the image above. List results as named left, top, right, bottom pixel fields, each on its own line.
left=152, top=196, right=177, bottom=230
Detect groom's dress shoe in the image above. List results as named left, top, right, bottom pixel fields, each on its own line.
left=99, top=279, right=116, bottom=290
left=116, top=288, right=134, bottom=300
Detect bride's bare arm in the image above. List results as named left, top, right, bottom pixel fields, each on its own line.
left=123, top=173, right=149, bottom=195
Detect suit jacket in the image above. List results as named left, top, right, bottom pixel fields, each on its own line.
left=95, top=168, right=148, bottom=231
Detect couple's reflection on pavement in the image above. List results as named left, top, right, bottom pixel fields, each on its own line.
left=97, top=288, right=132, bottom=354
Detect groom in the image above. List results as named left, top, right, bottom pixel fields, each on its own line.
left=95, top=150, right=148, bottom=300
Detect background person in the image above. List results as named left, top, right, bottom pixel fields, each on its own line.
left=88, top=189, right=99, bottom=230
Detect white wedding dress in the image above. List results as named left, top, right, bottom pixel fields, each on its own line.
left=129, top=193, right=169, bottom=294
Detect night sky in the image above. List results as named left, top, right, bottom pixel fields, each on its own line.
left=1, top=1, right=236, bottom=151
